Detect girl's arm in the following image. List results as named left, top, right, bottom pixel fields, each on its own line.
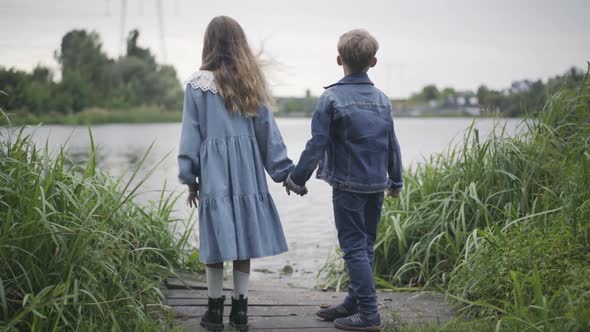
left=178, top=85, right=202, bottom=186
left=253, top=104, right=294, bottom=182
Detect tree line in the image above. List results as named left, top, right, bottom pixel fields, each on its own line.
left=0, top=29, right=183, bottom=114
left=275, top=67, right=585, bottom=117
left=1, top=28, right=585, bottom=118
left=401, top=67, right=585, bottom=116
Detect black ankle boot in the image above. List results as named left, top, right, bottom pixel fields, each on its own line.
left=229, top=295, right=248, bottom=331
left=200, top=296, right=225, bottom=331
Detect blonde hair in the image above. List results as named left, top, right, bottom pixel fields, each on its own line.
left=337, top=29, right=379, bottom=73
left=200, top=16, right=272, bottom=117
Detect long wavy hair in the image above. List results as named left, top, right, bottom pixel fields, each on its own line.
left=200, top=16, right=272, bottom=117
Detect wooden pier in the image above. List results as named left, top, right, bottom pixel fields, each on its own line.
left=165, top=274, right=455, bottom=331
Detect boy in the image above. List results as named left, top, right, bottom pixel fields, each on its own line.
left=285, top=29, right=403, bottom=331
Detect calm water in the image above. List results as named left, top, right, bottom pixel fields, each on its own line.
left=12, top=118, right=522, bottom=287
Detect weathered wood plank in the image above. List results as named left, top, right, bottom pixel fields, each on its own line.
left=166, top=273, right=456, bottom=330
left=166, top=277, right=232, bottom=290
left=176, top=313, right=448, bottom=331
left=166, top=289, right=343, bottom=306
left=172, top=302, right=453, bottom=320
left=174, top=304, right=323, bottom=318
left=165, top=289, right=451, bottom=310
left=179, top=316, right=342, bottom=331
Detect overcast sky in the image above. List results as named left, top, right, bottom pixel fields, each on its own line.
left=0, top=0, right=588, bottom=97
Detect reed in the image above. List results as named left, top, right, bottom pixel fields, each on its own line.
left=0, top=126, right=198, bottom=331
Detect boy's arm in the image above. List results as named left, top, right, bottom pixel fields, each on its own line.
left=288, top=91, right=333, bottom=186
left=387, top=115, right=404, bottom=192
left=253, top=104, right=294, bottom=183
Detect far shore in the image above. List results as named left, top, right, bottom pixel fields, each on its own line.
left=2, top=109, right=512, bottom=126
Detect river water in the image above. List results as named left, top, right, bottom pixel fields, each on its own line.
left=13, top=117, right=522, bottom=287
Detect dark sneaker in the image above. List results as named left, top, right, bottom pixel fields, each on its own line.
left=316, top=303, right=358, bottom=321
left=334, top=313, right=382, bottom=331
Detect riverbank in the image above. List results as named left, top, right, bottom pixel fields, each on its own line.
left=3, top=108, right=183, bottom=126
left=320, top=70, right=590, bottom=331
left=4, top=110, right=501, bottom=126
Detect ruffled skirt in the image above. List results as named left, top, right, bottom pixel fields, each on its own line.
left=197, top=136, right=288, bottom=263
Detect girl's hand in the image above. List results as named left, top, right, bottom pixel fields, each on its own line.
left=187, top=183, right=199, bottom=208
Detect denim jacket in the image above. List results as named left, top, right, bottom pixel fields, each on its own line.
left=289, top=72, right=403, bottom=193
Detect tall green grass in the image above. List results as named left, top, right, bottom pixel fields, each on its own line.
left=319, top=66, right=590, bottom=331
left=0, top=127, right=198, bottom=330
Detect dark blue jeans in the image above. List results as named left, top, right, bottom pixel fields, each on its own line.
left=333, top=188, right=384, bottom=317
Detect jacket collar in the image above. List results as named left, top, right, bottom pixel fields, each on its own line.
left=324, top=72, right=374, bottom=89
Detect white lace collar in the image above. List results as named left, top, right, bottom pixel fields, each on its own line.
left=184, top=70, right=217, bottom=94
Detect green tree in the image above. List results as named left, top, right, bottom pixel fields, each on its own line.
left=0, top=67, right=28, bottom=110
left=126, top=29, right=156, bottom=66
left=153, top=65, right=183, bottom=110
left=26, top=66, right=54, bottom=113
left=421, top=84, right=439, bottom=101
left=57, top=71, right=94, bottom=113
left=440, top=87, right=456, bottom=97
left=408, top=84, right=440, bottom=104
left=55, top=30, right=110, bottom=83
left=103, top=30, right=181, bottom=110
left=1, top=29, right=183, bottom=115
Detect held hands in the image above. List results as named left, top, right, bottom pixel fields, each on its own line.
left=283, top=175, right=308, bottom=196
left=186, top=182, right=199, bottom=208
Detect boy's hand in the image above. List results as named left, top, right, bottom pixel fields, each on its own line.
left=387, top=189, right=401, bottom=198
left=187, top=183, right=199, bottom=208
left=283, top=177, right=308, bottom=196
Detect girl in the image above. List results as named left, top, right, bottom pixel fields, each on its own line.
left=177, top=16, right=295, bottom=332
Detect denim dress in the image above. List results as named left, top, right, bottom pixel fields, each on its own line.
left=178, top=70, right=292, bottom=264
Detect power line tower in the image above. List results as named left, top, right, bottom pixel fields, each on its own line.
left=115, top=0, right=167, bottom=62
left=119, top=0, right=127, bottom=56
left=156, top=0, right=167, bottom=63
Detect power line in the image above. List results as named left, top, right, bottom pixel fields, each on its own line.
left=119, top=0, right=127, bottom=57
left=156, top=0, right=167, bottom=63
